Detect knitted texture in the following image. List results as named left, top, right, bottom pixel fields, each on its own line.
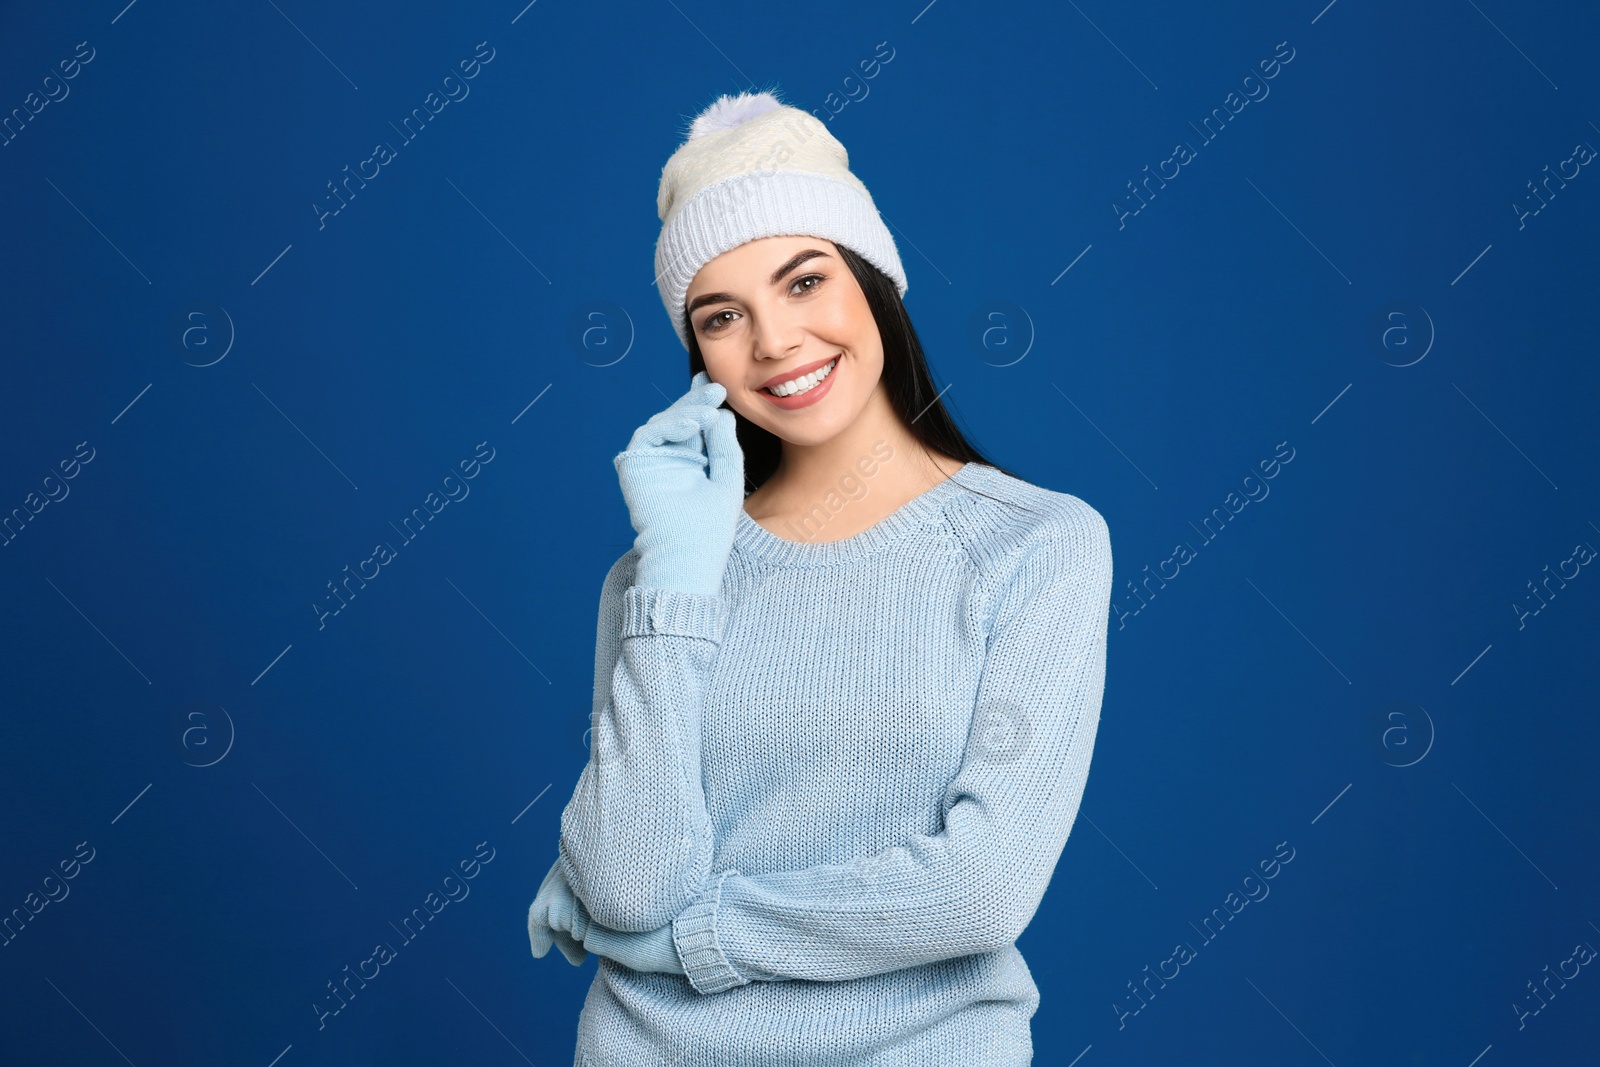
left=653, top=91, right=908, bottom=351
left=613, top=372, right=743, bottom=597
left=556, top=462, right=1113, bottom=1066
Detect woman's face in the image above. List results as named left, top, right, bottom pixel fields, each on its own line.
left=685, top=236, right=883, bottom=448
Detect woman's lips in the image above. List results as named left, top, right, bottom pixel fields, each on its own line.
left=760, top=355, right=839, bottom=410
left=758, top=353, right=840, bottom=391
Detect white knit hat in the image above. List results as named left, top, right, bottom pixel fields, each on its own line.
left=653, top=89, right=908, bottom=350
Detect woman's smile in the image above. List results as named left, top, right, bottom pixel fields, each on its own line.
left=759, top=354, right=840, bottom=410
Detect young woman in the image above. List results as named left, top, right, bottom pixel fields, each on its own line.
left=529, top=90, right=1114, bottom=1066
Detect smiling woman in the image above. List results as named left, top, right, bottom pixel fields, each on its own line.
left=528, top=89, right=1115, bottom=1067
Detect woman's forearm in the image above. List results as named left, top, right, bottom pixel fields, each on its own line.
left=671, top=501, right=1113, bottom=993
left=558, top=554, right=723, bottom=932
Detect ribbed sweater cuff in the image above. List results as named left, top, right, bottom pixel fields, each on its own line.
left=673, top=869, right=746, bottom=994
left=621, top=586, right=727, bottom=641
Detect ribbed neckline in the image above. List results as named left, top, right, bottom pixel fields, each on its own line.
left=734, top=461, right=987, bottom=568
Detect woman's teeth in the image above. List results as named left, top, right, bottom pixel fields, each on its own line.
left=766, top=356, right=838, bottom=397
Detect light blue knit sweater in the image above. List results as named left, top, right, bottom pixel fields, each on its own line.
left=558, top=461, right=1113, bottom=1066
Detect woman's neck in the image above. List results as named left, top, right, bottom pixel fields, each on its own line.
left=744, top=427, right=963, bottom=545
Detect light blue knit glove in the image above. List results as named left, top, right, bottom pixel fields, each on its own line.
left=528, top=855, right=685, bottom=974
left=540, top=875, right=684, bottom=975
left=614, top=371, right=744, bottom=597
left=527, top=857, right=588, bottom=966
left=582, top=920, right=686, bottom=975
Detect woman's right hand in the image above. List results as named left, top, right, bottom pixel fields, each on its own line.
left=613, top=370, right=745, bottom=596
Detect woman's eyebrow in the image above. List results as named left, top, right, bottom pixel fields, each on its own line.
left=685, top=249, right=834, bottom=315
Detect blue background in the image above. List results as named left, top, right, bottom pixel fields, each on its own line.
left=2, top=0, right=1597, bottom=1063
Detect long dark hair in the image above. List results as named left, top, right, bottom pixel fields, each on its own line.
left=683, top=241, right=1027, bottom=504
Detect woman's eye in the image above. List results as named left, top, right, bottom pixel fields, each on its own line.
left=701, top=275, right=824, bottom=334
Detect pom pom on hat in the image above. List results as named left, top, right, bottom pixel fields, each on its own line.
left=687, top=90, right=785, bottom=139
left=653, top=86, right=909, bottom=350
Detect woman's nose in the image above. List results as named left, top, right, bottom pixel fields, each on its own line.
left=751, top=307, right=805, bottom=359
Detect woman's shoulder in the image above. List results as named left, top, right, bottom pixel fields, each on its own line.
left=947, top=463, right=1111, bottom=574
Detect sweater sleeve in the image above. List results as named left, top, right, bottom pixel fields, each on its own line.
left=557, top=550, right=723, bottom=932
left=669, top=500, right=1113, bottom=993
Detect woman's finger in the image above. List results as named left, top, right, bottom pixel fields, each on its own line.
left=528, top=900, right=554, bottom=958
left=705, top=409, right=743, bottom=492
left=553, top=929, right=588, bottom=966
left=633, top=404, right=724, bottom=451
left=663, top=371, right=726, bottom=415
left=636, top=414, right=703, bottom=449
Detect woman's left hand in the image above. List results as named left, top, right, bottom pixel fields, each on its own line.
left=529, top=855, right=686, bottom=974
left=527, top=856, right=589, bottom=965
